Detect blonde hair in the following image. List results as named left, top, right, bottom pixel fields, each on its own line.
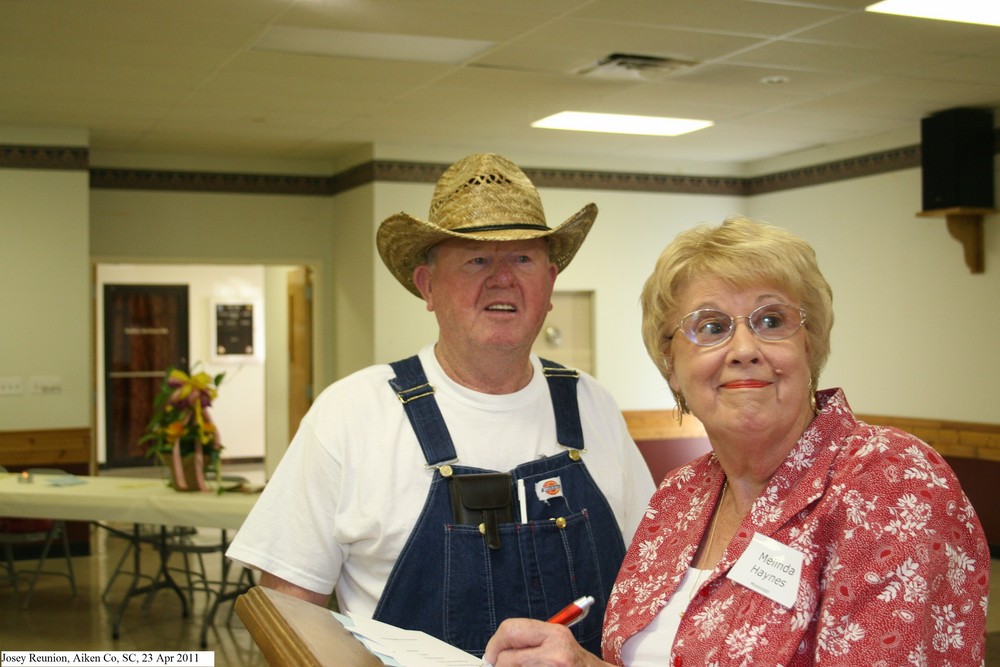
left=641, top=216, right=834, bottom=388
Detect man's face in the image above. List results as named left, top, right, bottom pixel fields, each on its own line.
left=413, top=237, right=557, bottom=358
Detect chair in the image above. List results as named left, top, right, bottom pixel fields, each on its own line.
left=100, top=474, right=256, bottom=646
left=155, top=524, right=257, bottom=647
left=159, top=475, right=258, bottom=647
left=100, top=474, right=250, bottom=602
left=97, top=522, right=171, bottom=603
left=101, top=524, right=230, bottom=609
left=0, top=466, right=78, bottom=608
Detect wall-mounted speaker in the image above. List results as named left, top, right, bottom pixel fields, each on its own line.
left=920, top=107, right=995, bottom=212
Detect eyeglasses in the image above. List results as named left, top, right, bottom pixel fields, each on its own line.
left=670, top=302, right=807, bottom=347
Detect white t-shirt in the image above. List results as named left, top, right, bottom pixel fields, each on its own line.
left=227, top=344, right=655, bottom=616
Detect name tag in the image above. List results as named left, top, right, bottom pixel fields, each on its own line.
left=727, top=532, right=803, bottom=609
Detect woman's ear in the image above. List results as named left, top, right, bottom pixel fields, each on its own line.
left=662, top=345, right=676, bottom=388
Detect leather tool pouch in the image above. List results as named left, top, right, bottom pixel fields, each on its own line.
left=449, top=472, right=513, bottom=550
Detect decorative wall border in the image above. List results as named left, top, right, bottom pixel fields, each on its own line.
left=89, top=168, right=333, bottom=196
left=0, top=145, right=88, bottom=170
left=745, top=145, right=922, bottom=196
left=4, top=127, right=998, bottom=196
left=82, top=152, right=914, bottom=197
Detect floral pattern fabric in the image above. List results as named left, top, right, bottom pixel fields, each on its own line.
left=602, top=388, right=990, bottom=666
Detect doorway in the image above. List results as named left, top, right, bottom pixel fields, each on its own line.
left=287, top=266, right=313, bottom=441
left=103, top=284, right=189, bottom=468
left=533, top=291, right=595, bottom=374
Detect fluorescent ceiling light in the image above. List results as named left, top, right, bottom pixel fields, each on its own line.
left=253, top=26, right=493, bottom=64
left=866, top=0, right=1000, bottom=27
left=532, top=111, right=713, bottom=137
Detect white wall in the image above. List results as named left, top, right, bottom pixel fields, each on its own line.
left=0, top=167, right=90, bottom=430
left=95, top=264, right=267, bottom=462
left=369, top=165, right=999, bottom=423
left=7, top=132, right=996, bottom=470
left=371, top=180, right=745, bottom=411
left=748, top=167, right=1000, bottom=421
left=89, top=187, right=337, bottom=387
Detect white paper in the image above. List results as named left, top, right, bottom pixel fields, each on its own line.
left=340, top=611, right=480, bottom=667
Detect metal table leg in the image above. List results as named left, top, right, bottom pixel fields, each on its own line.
left=110, top=524, right=188, bottom=640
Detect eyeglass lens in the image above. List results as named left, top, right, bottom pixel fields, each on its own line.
left=679, top=303, right=805, bottom=346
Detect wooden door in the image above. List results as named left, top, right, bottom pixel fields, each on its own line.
left=104, top=284, right=189, bottom=468
left=287, top=267, right=313, bottom=441
left=533, top=291, right=595, bottom=374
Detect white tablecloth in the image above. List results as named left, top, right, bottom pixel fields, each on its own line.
left=0, top=472, right=258, bottom=530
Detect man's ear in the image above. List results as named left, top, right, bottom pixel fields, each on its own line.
left=546, top=263, right=558, bottom=312
left=413, top=265, right=434, bottom=311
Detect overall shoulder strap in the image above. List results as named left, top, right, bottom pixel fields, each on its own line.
left=388, top=356, right=459, bottom=467
left=539, top=359, right=585, bottom=450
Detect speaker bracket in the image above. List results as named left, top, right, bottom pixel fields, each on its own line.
left=917, top=207, right=996, bottom=274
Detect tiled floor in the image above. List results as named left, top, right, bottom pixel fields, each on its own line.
left=1, top=521, right=267, bottom=664
left=5, top=546, right=999, bottom=663
left=2, top=465, right=998, bottom=665
left=1, top=464, right=269, bottom=665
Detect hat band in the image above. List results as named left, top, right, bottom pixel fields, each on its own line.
left=452, top=223, right=551, bottom=234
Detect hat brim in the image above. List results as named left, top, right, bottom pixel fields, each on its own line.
left=377, top=203, right=598, bottom=297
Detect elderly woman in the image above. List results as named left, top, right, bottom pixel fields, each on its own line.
left=484, top=216, right=990, bottom=667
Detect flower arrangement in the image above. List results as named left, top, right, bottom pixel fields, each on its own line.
left=140, top=367, right=224, bottom=492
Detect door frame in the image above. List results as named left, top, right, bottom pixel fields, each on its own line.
left=94, top=262, right=317, bottom=471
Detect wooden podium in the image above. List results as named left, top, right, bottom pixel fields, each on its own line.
left=235, top=586, right=382, bottom=667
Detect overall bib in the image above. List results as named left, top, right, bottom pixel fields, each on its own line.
left=372, top=356, right=626, bottom=657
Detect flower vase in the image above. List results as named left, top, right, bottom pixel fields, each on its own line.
left=166, top=441, right=209, bottom=492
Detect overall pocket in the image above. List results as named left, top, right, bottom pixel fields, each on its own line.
left=449, top=472, right=513, bottom=550
left=441, top=510, right=606, bottom=656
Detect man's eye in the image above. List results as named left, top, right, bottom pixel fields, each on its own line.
left=470, top=257, right=488, bottom=265
left=517, top=255, right=531, bottom=263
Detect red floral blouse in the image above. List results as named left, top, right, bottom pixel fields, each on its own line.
left=602, top=389, right=990, bottom=666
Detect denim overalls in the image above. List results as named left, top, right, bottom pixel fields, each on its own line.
left=372, top=356, right=626, bottom=657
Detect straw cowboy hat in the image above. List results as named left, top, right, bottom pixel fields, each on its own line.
left=377, top=153, right=598, bottom=297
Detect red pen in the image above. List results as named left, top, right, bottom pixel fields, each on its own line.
left=546, top=595, right=594, bottom=627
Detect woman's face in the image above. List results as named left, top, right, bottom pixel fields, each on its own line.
left=667, top=277, right=813, bottom=443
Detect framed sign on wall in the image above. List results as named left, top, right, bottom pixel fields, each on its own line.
left=211, top=301, right=262, bottom=363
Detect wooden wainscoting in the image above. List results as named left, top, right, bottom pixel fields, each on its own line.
left=0, top=427, right=93, bottom=555
left=622, top=409, right=706, bottom=442
left=622, top=410, right=1000, bottom=551
left=857, top=414, right=1000, bottom=552
left=856, top=414, right=1000, bottom=462
left=622, top=410, right=711, bottom=484
left=0, top=427, right=92, bottom=470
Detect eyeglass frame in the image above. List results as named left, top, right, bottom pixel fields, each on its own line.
left=668, top=302, right=808, bottom=347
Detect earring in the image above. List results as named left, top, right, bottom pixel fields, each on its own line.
left=672, top=391, right=688, bottom=426
left=808, top=379, right=818, bottom=415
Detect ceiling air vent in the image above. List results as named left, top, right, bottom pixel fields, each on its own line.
left=576, top=53, right=696, bottom=80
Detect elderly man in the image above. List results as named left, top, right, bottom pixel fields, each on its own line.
left=227, top=153, right=654, bottom=656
